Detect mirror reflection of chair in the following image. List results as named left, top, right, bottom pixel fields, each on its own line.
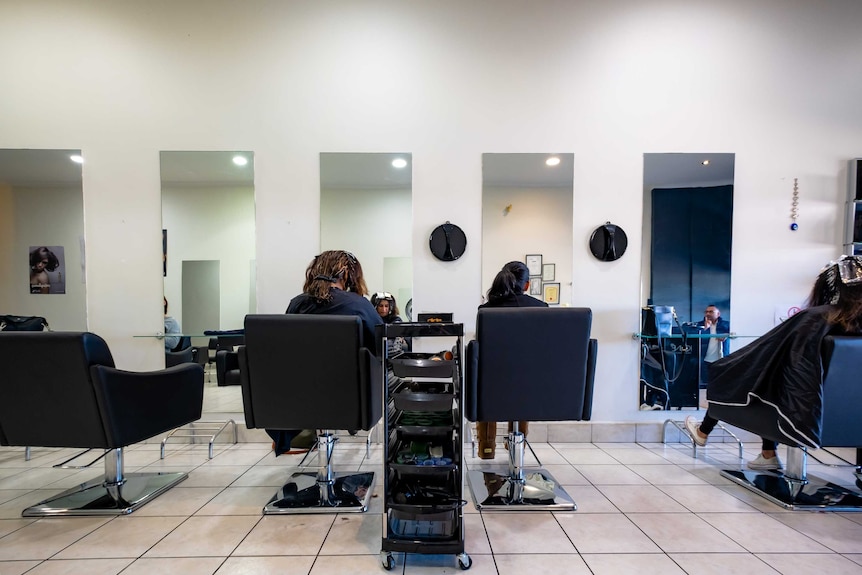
left=0, top=331, right=204, bottom=516
left=713, top=335, right=862, bottom=511
left=465, top=307, right=597, bottom=511
left=214, top=335, right=244, bottom=386
left=165, top=335, right=194, bottom=368
left=239, top=314, right=382, bottom=514
left=215, top=350, right=241, bottom=386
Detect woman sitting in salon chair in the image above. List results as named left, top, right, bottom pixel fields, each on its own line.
left=475, top=261, right=547, bottom=459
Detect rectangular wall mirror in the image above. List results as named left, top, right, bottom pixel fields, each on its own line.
left=320, top=152, right=413, bottom=318
left=639, top=152, right=734, bottom=412
left=0, top=149, right=87, bottom=330
left=481, top=153, right=573, bottom=305
left=160, top=150, right=255, bottom=416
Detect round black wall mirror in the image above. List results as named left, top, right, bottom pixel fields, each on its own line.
left=589, top=222, right=628, bottom=262
left=429, top=222, right=467, bottom=261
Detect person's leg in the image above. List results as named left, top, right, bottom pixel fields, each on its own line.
left=699, top=413, right=719, bottom=435
left=477, top=421, right=496, bottom=459
left=267, top=429, right=300, bottom=456
left=748, top=438, right=782, bottom=470
left=507, top=421, right=529, bottom=437
left=684, top=411, right=718, bottom=446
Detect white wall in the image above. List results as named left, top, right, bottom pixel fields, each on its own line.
left=320, top=186, right=412, bottom=302
left=0, top=185, right=86, bottom=330
left=482, top=186, right=573, bottom=306
left=161, top=185, right=255, bottom=330
left=1, top=0, right=860, bottom=422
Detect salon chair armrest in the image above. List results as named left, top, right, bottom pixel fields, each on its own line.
left=90, top=363, right=204, bottom=447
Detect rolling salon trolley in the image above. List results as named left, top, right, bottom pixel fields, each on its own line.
left=379, top=321, right=471, bottom=571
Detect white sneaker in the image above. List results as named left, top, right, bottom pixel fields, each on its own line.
left=650, top=403, right=663, bottom=411
left=684, top=416, right=707, bottom=446
left=747, top=453, right=782, bottom=470
left=639, top=403, right=653, bottom=411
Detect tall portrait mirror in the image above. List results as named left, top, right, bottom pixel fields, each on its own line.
left=320, top=152, right=413, bottom=317
left=481, top=153, right=574, bottom=306
left=160, top=150, right=255, bottom=415
left=0, top=149, right=87, bottom=330
left=639, top=152, right=735, bottom=412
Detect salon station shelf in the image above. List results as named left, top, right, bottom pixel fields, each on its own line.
left=379, top=322, right=471, bottom=571
left=635, top=332, right=757, bottom=410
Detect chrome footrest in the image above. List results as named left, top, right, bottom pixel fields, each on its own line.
left=263, top=471, right=375, bottom=514
left=721, top=468, right=862, bottom=511
left=663, top=418, right=744, bottom=463
left=22, top=472, right=188, bottom=517
left=466, top=468, right=575, bottom=511
left=161, top=419, right=238, bottom=459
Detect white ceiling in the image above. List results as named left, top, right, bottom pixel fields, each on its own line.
left=483, top=153, right=575, bottom=188
left=0, top=149, right=734, bottom=191
left=644, top=153, right=735, bottom=189
left=320, top=153, right=412, bottom=190
left=0, top=149, right=83, bottom=187
left=160, top=151, right=254, bottom=186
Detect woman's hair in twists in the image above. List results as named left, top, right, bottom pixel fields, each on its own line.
left=486, top=261, right=531, bottom=303
left=303, top=250, right=368, bottom=302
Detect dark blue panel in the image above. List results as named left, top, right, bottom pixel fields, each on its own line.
left=650, top=186, right=733, bottom=324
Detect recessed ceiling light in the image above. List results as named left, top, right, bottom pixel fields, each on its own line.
left=702, top=159, right=710, bottom=166
left=391, top=158, right=408, bottom=169
left=232, top=156, right=248, bottom=166
left=70, top=155, right=84, bottom=164
left=545, top=156, right=561, bottom=167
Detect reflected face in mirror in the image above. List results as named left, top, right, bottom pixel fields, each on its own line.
left=320, top=153, right=412, bottom=317
left=481, top=153, right=573, bottom=306
left=160, top=151, right=255, bottom=414
left=0, top=149, right=86, bottom=329
left=639, top=153, right=734, bottom=412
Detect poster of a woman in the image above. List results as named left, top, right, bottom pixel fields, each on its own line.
left=29, top=246, right=66, bottom=294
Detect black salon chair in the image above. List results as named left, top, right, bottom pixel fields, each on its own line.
left=213, top=335, right=244, bottom=386
left=0, top=331, right=204, bottom=516
left=165, top=336, right=194, bottom=368
left=465, top=307, right=597, bottom=511
left=712, top=335, right=862, bottom=510
left=239, top=314, right=382, bottom=514
left=215, top=350, right=241, bottom=386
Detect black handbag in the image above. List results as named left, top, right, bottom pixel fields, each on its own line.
left=0, top=315, right=49, bottom=331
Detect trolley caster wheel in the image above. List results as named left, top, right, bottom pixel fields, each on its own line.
left=381, top=551, right=395, bottom=571
left=457, top=552, right=472, bottom=570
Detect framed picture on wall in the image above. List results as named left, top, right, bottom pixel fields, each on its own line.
left=543, top=282, right=560, bottom=305
left=529, top=278, right=542, bottom=296
left=542, top=263, right=555, bottom=281
left=526, top=254, right=542, bottom=276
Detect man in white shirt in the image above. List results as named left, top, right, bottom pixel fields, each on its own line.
left=697, top=304, right=730, bottom=363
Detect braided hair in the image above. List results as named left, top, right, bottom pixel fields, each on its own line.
left=303, top=250, right=368, bottom=303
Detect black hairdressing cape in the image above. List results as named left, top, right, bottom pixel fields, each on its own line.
left=706, top=305, right=836, bottom=448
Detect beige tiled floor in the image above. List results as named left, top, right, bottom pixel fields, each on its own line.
left=0, top=439, right=861, bottom=574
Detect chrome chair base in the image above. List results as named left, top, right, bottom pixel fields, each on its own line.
left=721, top=469, right=862, bottom=511
left=22, top=471, right=188, bottom=517
left=264, top=471, right=375, bottom=514
left=467, top=468, right=575, bottom=511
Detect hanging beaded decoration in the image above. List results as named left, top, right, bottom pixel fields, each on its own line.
left=790, top=178, right=799, bottom=231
